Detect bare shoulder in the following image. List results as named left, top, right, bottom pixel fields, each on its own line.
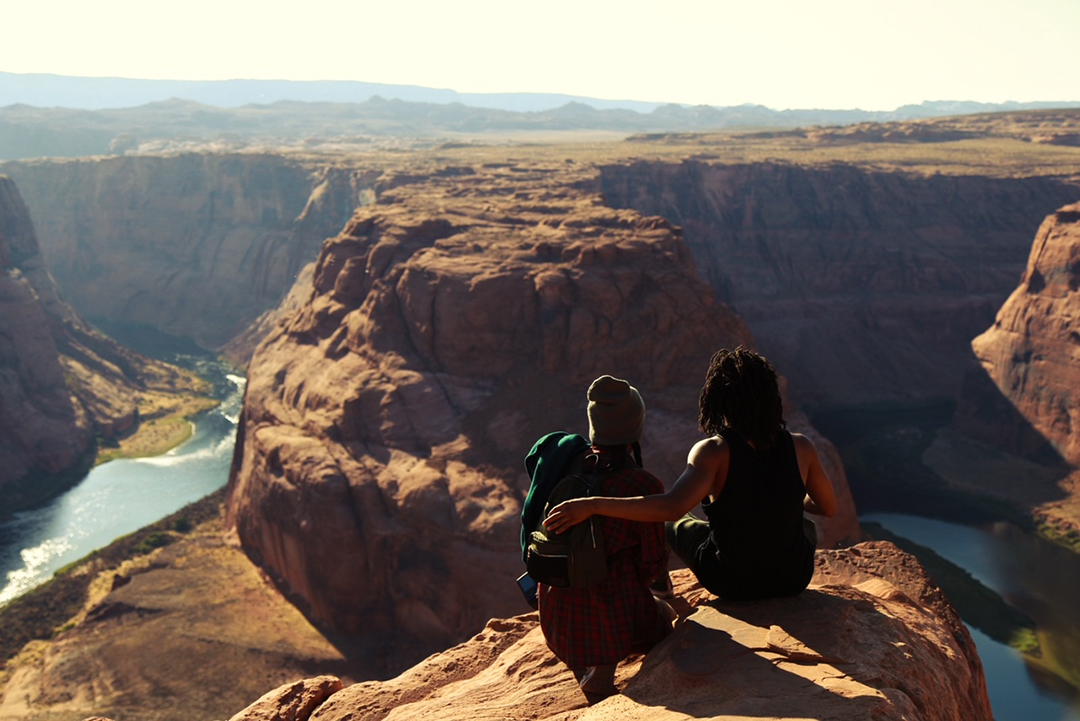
left=790, top=432, right=816, bottom=454
left=688, top=435, right=730, bottom=465
left=790, top=432, right=823, bottom=468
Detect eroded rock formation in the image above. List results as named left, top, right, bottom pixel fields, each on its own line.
left=229, top=543, right=992, bottom=721
left=599, top=161, right=1080, bottom=409
left=960, top=203, right=1080, bottom=463
left=0, top=174, right=210, bottom=511
left=949, top=202, right=1080, bottom=541
left=226, top=161, right=860, bottom=670
left=0, top=155, right=379, bottom=351
left=0, top=175, right=93, bottom=498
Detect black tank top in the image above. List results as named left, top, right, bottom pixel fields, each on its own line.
left=701, top=429, right=813, bottom=597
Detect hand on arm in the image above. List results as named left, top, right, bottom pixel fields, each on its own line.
left=793, top=433, right=837, bottom=518
left=543, top=437, right=728, bottom=534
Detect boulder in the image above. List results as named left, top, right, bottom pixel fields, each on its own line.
left=227, top=676, right=343, bottom=721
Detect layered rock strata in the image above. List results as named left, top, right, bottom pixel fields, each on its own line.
left=230, top=544, right=992, bottom=721
left=0, top=175, right=210, bottom=510
left=599, top=161, right=1080, bottom=410
left=950, top=202, right=1080, bottom=541
left=0, top=175, right=93, bottom=497
left=960, top=203, right=1080, bottom=462
left=0, top=155, right=380, bottom=351
left=226, top=162, right=860, bottom=669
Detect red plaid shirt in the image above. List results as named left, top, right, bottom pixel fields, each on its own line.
left=537, top=464, right=670, bottom=668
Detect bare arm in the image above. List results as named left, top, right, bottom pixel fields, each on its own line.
left=792, top=433, right=837, bottom=517
left=543, top=437, right=728, bottom=534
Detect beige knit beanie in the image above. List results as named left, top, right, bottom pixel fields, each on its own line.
left=587, top=375, right=646, bottom=446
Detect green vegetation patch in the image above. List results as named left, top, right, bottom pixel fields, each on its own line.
left=1036, top=518, right=1080, bottom=554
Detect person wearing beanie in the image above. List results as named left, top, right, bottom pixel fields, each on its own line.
left=522, top=375, right=671, bottom=704
left=544, top=347, right=838, bottom=603
left=587, top=375, right=645, bottom=447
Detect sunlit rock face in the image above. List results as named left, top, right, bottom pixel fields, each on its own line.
left=599, top=161, right=1080, bottom=410
left=230, top=543, right=991, bottom=721
left=957, top=203, right=1080, bottom=463
left=0, top=154, right=379, bottom=351
left=226, top=161, right=860, bottom=667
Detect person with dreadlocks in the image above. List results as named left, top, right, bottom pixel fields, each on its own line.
left=544, top=347, right=837, bottom=601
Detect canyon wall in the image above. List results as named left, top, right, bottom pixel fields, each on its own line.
left=957, top=202, right=1080, bottom=464
left=934, top=202, right=1080, bottom=549
left=0, top=175, right=207, bottom=511
left=8, top=152, right=1073, bottom=414
left=226, top=161, right=860, bottom=669
left=0, top=154, right=379, bottom=351
left=599, top=161, right=1080, bottom=410
left=0, top=175, right=93, bottom=500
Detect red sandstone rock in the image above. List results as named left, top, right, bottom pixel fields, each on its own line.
left=226, top=162, right=861, bottom=673
left=599, top=161, right=1080, bottom=409
left=233, top=544, right=990, bottom=721
left=0, top=175, right=95, bottom=496
left=962, top=203, right=1080, bottom=464
left=229, top=676, right=343, bottom=721
left=951, top=202, right=1080, bottom=539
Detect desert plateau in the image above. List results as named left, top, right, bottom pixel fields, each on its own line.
left=3, top=89, right=1080, bottom=721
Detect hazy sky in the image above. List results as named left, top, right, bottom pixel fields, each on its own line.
left=4, top=0, right=1078, bottom=110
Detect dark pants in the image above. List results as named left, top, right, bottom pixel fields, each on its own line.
left=664, top=513, right=818, bottom=599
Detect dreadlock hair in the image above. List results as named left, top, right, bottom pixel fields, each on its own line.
left=698, top=347, right=786, bottom=449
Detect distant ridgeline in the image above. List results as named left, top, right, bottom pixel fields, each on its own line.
left=2, top=71, right=1079, bottom=160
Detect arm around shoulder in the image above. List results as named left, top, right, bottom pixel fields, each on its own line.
left=792, top=433, right=837, bottom=518
left=543, top=437, right=727, bottom=533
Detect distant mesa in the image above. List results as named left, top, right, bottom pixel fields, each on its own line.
left=2, top=70, right=1079, bottom=161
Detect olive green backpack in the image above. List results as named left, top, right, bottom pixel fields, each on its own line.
left=525, top=456, right=630, bottom=589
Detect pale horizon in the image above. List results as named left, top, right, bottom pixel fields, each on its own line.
left=4, top=0, right=1080, bottom=112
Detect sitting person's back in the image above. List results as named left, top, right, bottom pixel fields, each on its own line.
left=524, top=376, right=671, bottom=703
left=694, top=428, right=815, bottom=599
left=537, top=446, right=669, bottom=675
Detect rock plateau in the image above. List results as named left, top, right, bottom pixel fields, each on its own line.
left=226, top=160, right=860, bottom=673
left=229, top=544, right=992, bottom=721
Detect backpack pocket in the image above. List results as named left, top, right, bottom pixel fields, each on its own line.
left=526, top=531, right=572, bottom=588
